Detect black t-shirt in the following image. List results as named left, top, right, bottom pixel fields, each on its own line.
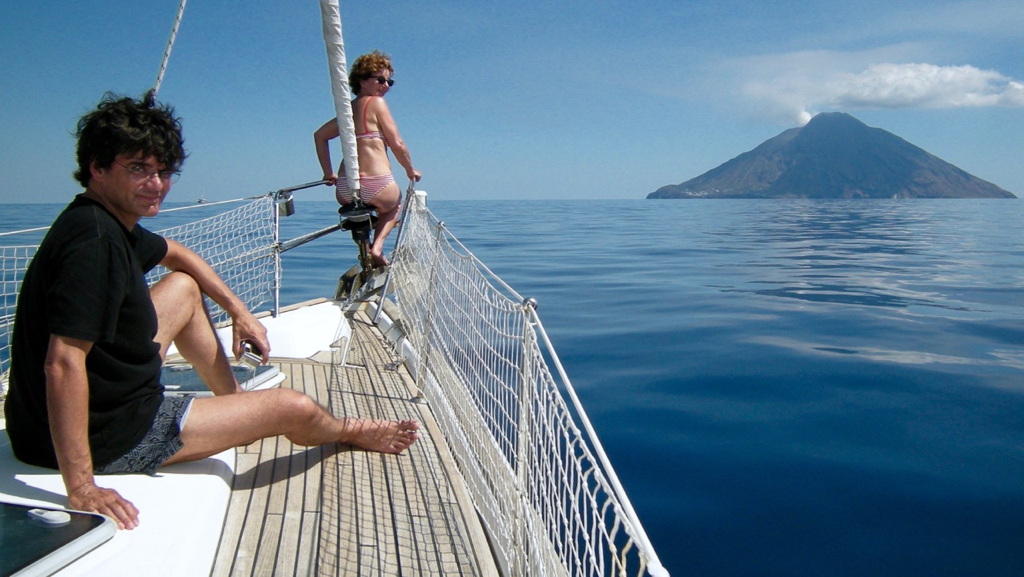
left=5, top=195, right=169, bottom=469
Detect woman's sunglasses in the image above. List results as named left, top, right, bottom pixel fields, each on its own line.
left=371, top=75, right=395, bottom=87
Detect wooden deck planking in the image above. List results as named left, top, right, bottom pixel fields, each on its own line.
left=323, top=316, right=421, bottom=576
left=212, top=307, right=499, bottom=577
left=343, top=320, right=480, bottom=576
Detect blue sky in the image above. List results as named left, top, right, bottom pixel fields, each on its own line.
left=1, top=0, right=1022, bottom=203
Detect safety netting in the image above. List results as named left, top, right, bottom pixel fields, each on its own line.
left=145, top=197, right=279, bottom=324
left=0, top=244, right=36, bottom=396
left=388, top=194, right=668, bottom=577
left=0, top=197, right=277, bottom=394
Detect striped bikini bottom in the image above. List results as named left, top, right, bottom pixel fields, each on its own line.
left=336, top=173, right=394, bottom=206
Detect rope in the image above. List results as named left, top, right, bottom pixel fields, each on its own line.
left=151, top=0, right=188, bottom=98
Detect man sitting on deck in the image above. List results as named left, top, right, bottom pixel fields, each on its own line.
left=3, top=93, right=419, bottom=531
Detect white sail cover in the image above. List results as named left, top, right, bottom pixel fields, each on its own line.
left=318, top=0, right=359, bottom=193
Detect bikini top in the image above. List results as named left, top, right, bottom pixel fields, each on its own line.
left=355, top=97, right=386, bottom=144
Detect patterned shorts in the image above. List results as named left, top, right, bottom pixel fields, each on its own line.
left=94, top=395, right=193, bottom=476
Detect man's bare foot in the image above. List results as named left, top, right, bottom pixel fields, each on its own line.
left=339, top=418, right=419, bottom=454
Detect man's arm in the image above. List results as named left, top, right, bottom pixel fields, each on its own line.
left=45, top=335, right=140, bottom=530
left=160, top=238, right=270, bottom=362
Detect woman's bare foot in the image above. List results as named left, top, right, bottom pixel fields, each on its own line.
left=339, top=418, right=419, bottom=453
left=369, top=249, right=391, bottom=267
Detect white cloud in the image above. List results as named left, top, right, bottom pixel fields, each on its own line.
left=828, top=63, right=1024, bottom=108
left=741, top=60, right=1024, bottom=126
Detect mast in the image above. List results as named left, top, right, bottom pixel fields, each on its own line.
left=318, top=0, right=360, bottom=193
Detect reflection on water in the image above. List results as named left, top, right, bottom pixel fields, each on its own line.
left=711, top=201, right=1017, bottom=313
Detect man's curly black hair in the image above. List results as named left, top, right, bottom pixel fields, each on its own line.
left=73, top=92, right=187, bottom=188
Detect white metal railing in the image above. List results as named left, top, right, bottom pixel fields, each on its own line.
left=0, top=192, right=667, bottom=576
left=389, top=192, right=668, bottom=577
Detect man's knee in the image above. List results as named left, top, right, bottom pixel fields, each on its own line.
left=273, top=389, right=326, bottom=422
left=152, top=271, right=203, bottom=309
left=153, top=270, right=200, bottom=294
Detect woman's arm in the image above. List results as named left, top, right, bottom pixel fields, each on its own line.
left=313, top=118, right=341, bottom=184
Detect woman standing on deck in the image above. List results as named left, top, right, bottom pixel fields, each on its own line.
left=315, top=50, right=421, bottom=267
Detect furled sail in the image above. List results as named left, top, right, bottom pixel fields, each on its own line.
left=318, top=0, right=359, bottom=193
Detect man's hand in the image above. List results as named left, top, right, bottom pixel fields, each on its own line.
left=231, top=312, right=270, bottom=364
left=43, top=336, right=141, bottom=528
left=161, top=239, right=271, bottom=364
left=68, top=481, right=139, bottom=530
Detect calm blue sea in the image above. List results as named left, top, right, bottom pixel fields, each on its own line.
left=4, top=198, right=1023, bottom=576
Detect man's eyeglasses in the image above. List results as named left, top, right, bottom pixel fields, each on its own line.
left=115, top=161, right=179, bottom=184
left=372, top=75, right=395, bottom=87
